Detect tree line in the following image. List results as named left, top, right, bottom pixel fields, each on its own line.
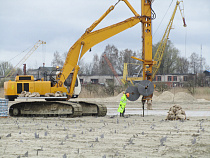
left=152, top=40, right=209, bottom=75
left=1, top=41, right=209, bottom=78
left=51, top=41, right=209, bottom=77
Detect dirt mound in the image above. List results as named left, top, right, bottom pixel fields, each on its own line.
left=151, top=94, right=158, bottom=101
left=174, top=92, right=197, bottom=102
left=156, top=91, right=174, bottom=102
left=102, top=92, right=123, bottom=102
left=155, top=91, right=197, bottom=103
left=107, top=92, right=158, bottom=102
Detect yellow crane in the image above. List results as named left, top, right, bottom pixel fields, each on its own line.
left=152, top=0, right=187, bottom=79
left=5, top=40, right=46, bottom=78
left=127, top=0, right=186, bottom=114
left=126, top=0, right=186, bottom=83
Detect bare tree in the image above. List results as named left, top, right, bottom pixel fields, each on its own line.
left=120, top=49, right=142, bottom=77
left=91, top=54, right=100, bottom=75
left=189, top=52, right=200, bottom=74
left=99, top=45, right=119, bottom=75
left=98, top=44, right=142, bottom=76
left=0, top=62, right=13, bottom=76
left=51, top=51, right=64, bottom=67
left=83, top=63, right=92, bottom=75
left=153, top=40, right=179, bottom=75
left=176, top=57, right=189, bottom=74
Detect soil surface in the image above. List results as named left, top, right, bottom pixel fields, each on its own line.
left=0, top=91, right=210, bottom=157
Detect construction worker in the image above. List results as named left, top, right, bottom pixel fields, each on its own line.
left=118, top=93, right=129, bottom=117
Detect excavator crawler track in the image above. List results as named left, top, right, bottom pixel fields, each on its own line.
left=9, top=101, right=107, bottom=117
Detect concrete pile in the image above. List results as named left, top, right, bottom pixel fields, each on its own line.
left=166, top=105, right=186, bottom=120
left=18, top=91, right=40, bottom=97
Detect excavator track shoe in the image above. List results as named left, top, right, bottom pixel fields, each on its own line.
left=9, top=101, right=107, bottom=117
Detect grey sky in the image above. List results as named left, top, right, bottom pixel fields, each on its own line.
left=0, top=0, right=209, bottom=70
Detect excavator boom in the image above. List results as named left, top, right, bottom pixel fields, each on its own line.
left=57, top=0, right=142, bottom=97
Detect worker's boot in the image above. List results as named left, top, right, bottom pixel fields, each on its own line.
left=122, top=109, right=125, bottom=117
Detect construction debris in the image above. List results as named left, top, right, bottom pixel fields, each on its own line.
left=55, top=91, right=63, bottom=97
left=44, top=93, right=55, bottom=97
left=18, top=91, right=64, bottom=97
left=19, top=91, right=40, bottom=97
left=166, top=105, right=186, bottom=120
left=18, top=91, right=27, bottom=97
left=29, top=92, right=40, bottom=97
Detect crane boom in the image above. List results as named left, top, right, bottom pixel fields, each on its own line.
left=152, top=0, right=186, bottom=79
left=5, top=40, right=46, bottom=78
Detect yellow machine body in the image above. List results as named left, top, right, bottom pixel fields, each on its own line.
left=4, top=75, right=68, bottom=101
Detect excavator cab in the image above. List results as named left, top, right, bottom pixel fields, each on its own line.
left=64, top=73, right=81, bottom=98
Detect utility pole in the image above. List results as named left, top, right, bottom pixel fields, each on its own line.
left=200, top=44, right=203, bottom=73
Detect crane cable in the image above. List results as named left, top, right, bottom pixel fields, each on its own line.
left=7, top=46, right=31, bottom=62
left=153, top=0, right=174, bottom=38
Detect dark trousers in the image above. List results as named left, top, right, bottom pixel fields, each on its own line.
left=120, top=108, right=125, bottom=117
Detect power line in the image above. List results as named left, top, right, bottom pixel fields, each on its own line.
left=153, top=0, right=174, bottom=38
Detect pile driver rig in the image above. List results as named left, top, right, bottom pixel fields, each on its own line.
left=4, top=0, right=186, bottom=117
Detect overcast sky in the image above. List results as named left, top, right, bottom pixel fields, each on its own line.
left=0, top=0, right=209, bottom=70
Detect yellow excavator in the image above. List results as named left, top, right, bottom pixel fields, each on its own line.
left=5, top=0, right=151, bottom=117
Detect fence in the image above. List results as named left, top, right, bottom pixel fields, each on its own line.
left=0, top=99, right=8, bottom=117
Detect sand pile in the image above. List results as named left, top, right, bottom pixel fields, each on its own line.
left=150, top=94, right=158, bottom=101
left=155, top=91, right=197, bottom=103
left=174, top=92, right=197, bottom=102
left=104, top=92, right=124, bottom=102
left=156, top=91, right=174, bottom=102
left=75, top=91, right=197, bottom=104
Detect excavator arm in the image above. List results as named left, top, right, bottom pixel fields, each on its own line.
left=56, top=0, right=142, bottom=97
